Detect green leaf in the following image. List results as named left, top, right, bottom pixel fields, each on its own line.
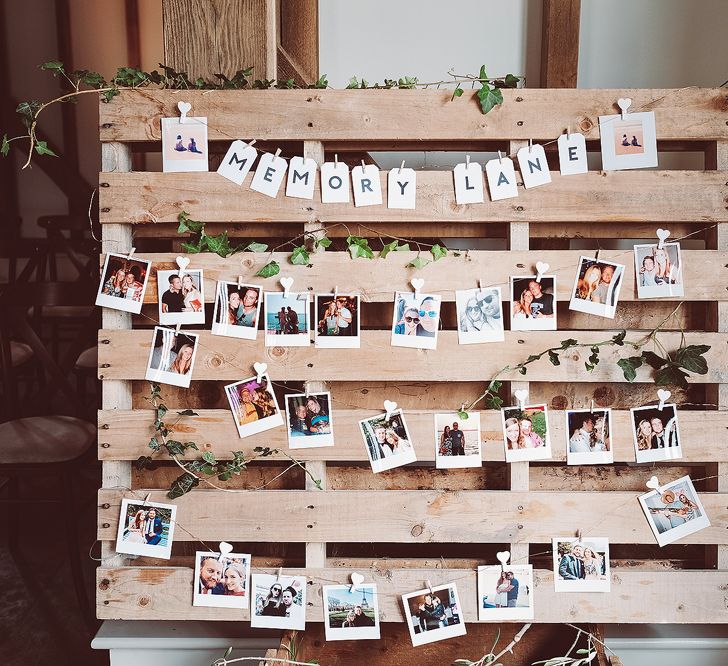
left=560, top=338, right=578, bottom=349
left=457, top=410, right=469, bottom=420
left=101, top=88, right=120, bottom=103
left=451, top=85, right=463, bottom=101
left=148, top=437, right=160, bottom=451
left=205, top=231, right=233, bottom=258
left=617, top=356, right=643, bottom=382
left=395, top=243, right=410, bottom=252
left=244, top=241, right=268, bottom=253
left=576, top=650, right=591, bottom=655
left=202, top=451, right=217, bottom=464
left=476, top=84, right=503, bottom=115
left=478, top=65, right=488, bottom=81
left=135, top=455, right=152, bottom=470
left=430, top=243, right=447, bottom=261
left=676, top=344, right=710, bottom=375
left=611, top=330, right=627, bottom=346
left=655, top=363, right=690, bottom=389
left=34, top=140, right=58, bottom=157
left=503, top=73, right=520, bottom=88
left=406, top=256, right=430, bottom=270
left=642, top=351, right=667, bottom=369
left=290, top=245, right=310, bottom=265
left=380, top=240, right=398, bottom=258
left=167, top=472, right=199, bottom=499
left=315, top=237, right=332, bottom=249
left=256, top=260, right=280, bottom=278
left=346, top=76, right=360, bottom=89
left=518, top=366, right=527, bottom=375
left=40, top=60, right=64, bottom=71
left=177, top=409, right=198, bottom=416
left=180, top=240, right=203, bottom=254
left=548, top=350, right=561, bottom=366
left=1, top=134, right=9, bottom=157
left=176, top=211, right=205, bottom=235
left=347, top=236, right=374, bottom=259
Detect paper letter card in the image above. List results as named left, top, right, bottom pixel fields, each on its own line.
left=217, top=140, right=257, bottom=185
left=352, top=164, right=383, bottom=206
left=321, top=162, right=351, bottom=203
left=557, top=133, right=588, bottom=175
left=161, top=117, right=209, bottom=173
left=453, top=161, right=484, bottom=204
left=250, top=152, right=288, bottom=198
left=286, top=156, right=317, bottom=199
left=517, top=144, right=551, bottom=189
left=387, top=167, right=417, bottom=209
left=485, top=157, right=518, bottom=201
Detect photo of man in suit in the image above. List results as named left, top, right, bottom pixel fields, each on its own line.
left=198, top=556, right=225, bottom=595
left=143, top=508, right=164, bottom=545
left=558, top=543, right=585, bottom=580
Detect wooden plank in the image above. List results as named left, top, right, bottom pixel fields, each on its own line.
left=99, top=170, right=728, bottom=225
left=278, top=0, right=318, bottom=84
left=97, top=489, right=728, bottom=544
left=96, top=566, right=728, bottom=622
left=541, top=0, right=581, bottom=88
left=99, top=408, right=728, bottom=463
left=98, top=330, right=728, bottom=383
left=98, top=88, right=728, bottom=142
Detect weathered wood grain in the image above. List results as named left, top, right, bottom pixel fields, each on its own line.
left=99, top=170, right=728, bottom=225
left=98, top=88, right=728, bottom=142
left=96, top=566, right=728, bottom=622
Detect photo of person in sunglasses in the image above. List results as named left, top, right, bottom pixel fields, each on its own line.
left=391, top=291, right=442, bottom=350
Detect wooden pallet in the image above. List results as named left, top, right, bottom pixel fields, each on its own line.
left=96, top=88, right=728, bottom=625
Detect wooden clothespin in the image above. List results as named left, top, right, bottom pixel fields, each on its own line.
left=274, top=148, right=282, bottom=159
left=175, top=323, right=182, bottom=334
left=465, top=154, right=471, bottom=168
left=238, top=275, right=243, bottom=290
left=528, top=138, right=533, bottom=154
left=498, top=150, right=503, bottom=165
left=126, top=247, right=136, bottom=260
left=426, top=579, right=434, bottom=595
left=399, top=160, right=406, bottom=175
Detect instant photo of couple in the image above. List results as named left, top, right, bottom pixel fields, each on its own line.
left=477, top=565, right=534, bottom=621
left=264, top=291, right=310, bottom=347
left=359, top=409, right=417, bottom=473
left=553, top=538, right=611, bottom=592
left=95, top=252, right=150, bottom=314
left=501, top=404, right=552, bottom=462
left=224, top=373, right=284, bottom=438
left=285, top=392, right=334, bottom=448
left=145, top=327, right=199, bottom=389
left=161, top=116, right=209, bottom=173
left=315, top=294, right=360, bottom=348
left=631, top=403, right=682, bottom=463
left=323, top=584, right=380, bottom=641
left=391, top=291, right=442, bottom=350
left=250, top=574, right=307, bottom=630
left=211, top=281, right=261, bottom=340
left=402, top=584, right=466, bottom=647
left=566, top=409, right=614, bottom=465
left=510, top=276, right=557, bottom=331
left=157, top=269, right=205, bottom=325
left=434, top=412, right=482, bottom=469
left=634, top=242, right=684, bottom=299
left=115, top=499, right=176, bottom=559
left=194, top=551, right=251, bottom=609
left=569, top=256, right=625, bottom=319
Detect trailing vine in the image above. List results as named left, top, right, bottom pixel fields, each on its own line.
left=2, top=61, right=520, bottom=169
left=137, top=383, right=322, bottom=499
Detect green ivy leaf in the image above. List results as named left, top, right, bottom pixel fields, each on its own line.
left=457, top=410, right=469, bottom=420
left=548, top=350, right=561, bottom=366
left=503, top=73, right=520, bottom=88
left=167, top=472, right=199, bottom=499
left=379, top=241, right=398, bottom=258
left=476, top=84, right=503, bottom=115
left=396, top=243, right=410, bottom=252
left=315, top=237, right=332, bottom=250
left=177, top=409, right=198, bottom=416
left=180, top=240, right=203, bottom=254
left=34, top=140, right=58, bottom=157
left=101, top=88, right=120, bottom=103
left=560, top=338, right=578, bottom=349
left=148, top=437, right=160, bottom=451
left=346, top=236, right=374, bottom=259
left=451, top=85, right=463, bottom=101
left=611, top=330, right=627, bottom=346
left=177, top=211, right=205, bottom=235
left=244, top=241, right=268, bottom=253
left=346, top=76, right=360, bottom=89
left=406, top=256, right=430, bottom=270
left=135, top=455, right=152, bottom=470
left=655, top=363, right=690, bottom=388
left=202, top=451, right=217, bottom=464
left=205, top=231, right=233, bottom=257
left=40, top=60, right=64, bottom=71
left=641, top=351, right=667, bottom=370
left=617, top=356, right=643, bottom=382
left=676, top=344, right=710, bottom=374
left=1, top=134, right=9, bottom=157
left=518, top=367, right=527, bottom=375
left=290, top=246, right=310, bottom=265
left=256, top=260, right=280, bottom=278
left=430, top=244, right=447, bottom=261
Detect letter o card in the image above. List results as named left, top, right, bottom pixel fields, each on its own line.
left=321, top=162, right=351, bottom=203
left=517, top=144, right=551, bottom=189
left=250, top=152, right=287, bottom=198
left=387, top=167, right=416, bottom=209
left=217, top=140, right=257, bottom=185
left=352, top=164, right=383, bottom=207
left=557, top=133, right=588, bottom=176
left=485, top=157, right=518, bottom=201
left=453, top=161, right=484, bottom=204
left=286, top=156, right=317, bottom=199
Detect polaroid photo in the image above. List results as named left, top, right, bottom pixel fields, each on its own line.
left=477, top=565, right=534, bottom=621
left=264, top=291, right=310, bottom=347
left=315, top=294, right=360, bottom=349
left=569, top=256, right=625, bottom=319
left=161, top=116, right=209, bottom=173
left=250, top=573, right=307, bottom=630
left=224, top=373, right=284, bottom=438
left=323, top=584, right=380, bottom=641
left=95, top=252, right=150, bottom=314
left=553, top=537, right=611, bottom=593
left=634, top=242, right=684, bottom=299
left=510, top=276, right=557, bottom=331
left=599, top=111, right=658, bottom=171
left=434, top=412, right=482, bottom=469
left=145, top=326, right=199, bottom=389
left=501, top=404, right=552, bottom=462
left=566, top=408, right=614, bottom=466
left=391, top=291, right=441, bottom=350
left=157, top=269, right=205, bottom=326
left=193, top=551, right=252, bottom=609
left=285, top=392, right=334, bottom=449
left=359, top=409, right=417, bottom=473
left=638, top=475, right=710, bottom=547
left=402, top=583, right=466, bottom=647
left=115, top=498, right=176, bottom=559
left=211, top=281, right=262, bottom=340
left=455, top=287, right=504, bottom=344
left=630, top=403, right=683, bottom=463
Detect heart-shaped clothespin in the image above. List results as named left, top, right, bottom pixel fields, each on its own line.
left=514, top=389, right=528, bottom=409
left=646, top=475, right=662, bottom=494
left=176, top=255, right=190, bottom=276
left=126, top=247, right=136, bottom=260
left=411, top=277, right=425, bottom=299
left=656, top=228, right=670, bottom=249
left=218, top=541, right=233, bottom=559
left=657, top=389, right=671, bottom=411
left=178, top=101, right=192, bottom=123
left=253, top=361, right=268, bottom=384
left=276, top=566, right=283, bottom=582
left=349, top=571, right=365, bottom=593
left=535, top=261, right=550, bottom=283
left=280, top=276, right=294, bottom=296
left=496, top=550, right=511, bottom=570
left=426, top=579, right=434, bottom=595
left=383, top=400, right=398, bottom=420
left=617, top=97, right=632, bottom=120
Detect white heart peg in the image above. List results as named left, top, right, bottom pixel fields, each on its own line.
left=657, top=389, right=671, bottom=410
left=646, top=475, right=661, bottom=492
left=349, top=571, right=365, bottom=593
left=535, top=261, right=550, bottom=282
left=383, top=400, right=398, bottom=419
left=656, top=228, right=670, bottom=248
left=514, top=389, right=528, bottom=408
left=617, top=97, right=632, bottom=119
left=410, top=278, right=425, bottom=297
left=175, top=255, right=190, bottom=276
left=253, top=361, right=268, bottom=383
left=280, top=276, right=294, bottom=296
left=496, top=550, right=511, bottom=566
left=218, top=541, right=233, bottom=557
left=177, top=101, right=192, bottom=122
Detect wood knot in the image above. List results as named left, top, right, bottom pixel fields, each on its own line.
left=578, top=116, right=594, bottom=132
left=99, top=578, right=110, bottom=590
left=243, top=258, right=254, bottom=268
left=592, top=386, right=615, bottom=406
left=209, top=354, right=223, bottom=368
left=270, top=346, right=286, bottom=358
left=410, top=523, right=424, bottom=537
left=137, top=595, right=151, bottom=607
left=551, top=395, right=569, bottom=410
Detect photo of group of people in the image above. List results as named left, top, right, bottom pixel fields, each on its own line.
left=553, top=538, right=611, bottom=592
left=434, top=412, right=482, bottom=469
left=566, top=409, right=613, bottom=466
left=630, top=403, right=682, bottom=463
left=402, top=583, right=466, bottom=647
left=157, top=269, right=205, bottom=325
left=501, top=404, right=552, bottom=462
left=193, top=551, right=251, bottom=609
left=250, top=573, right=307, bottom=630
left=569, top=256, right=624, bottom=319
left=96, top=253, right=150, bottom=314
left=510, top=276, right=557, bottom=331
left=315, top=294, right=360, bottom=348
left=285, top=392, right=334, bottom=448
left=477, top=564, right=534, bottom=620
left=634, top=242, right=684, bottom=299
left=115, top=499, right=177, bottom=559
left=323, top=584, right=380, bottom=641
left=161, top=116, right=209, bottom=173
left=145, top=327, right=199, bottom=388
left=264, top=292, right=310, bottom=346
left=455, top=287, right=504, bottom=344
left=211, top=282, right=261, bottom=340
left=599, top=111, right=658, bottom=171
left=391, top=291, right=442, bottom=350
left=359, top=409, right=417, bottom=473
left=224, top=373, right=284, bottom=438
left=638, top=475, right=710, bottom=546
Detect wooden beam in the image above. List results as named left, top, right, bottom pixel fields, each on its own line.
left=541, top=0, right=581, bottom=88
left=277, top=0, right=318, bottom=84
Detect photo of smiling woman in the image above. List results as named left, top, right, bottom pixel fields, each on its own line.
left=212, top=281, right=262, bottom=340
left=391, top=291, right=441, bottom=350
left=193, top=551, right=251, bottom=609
